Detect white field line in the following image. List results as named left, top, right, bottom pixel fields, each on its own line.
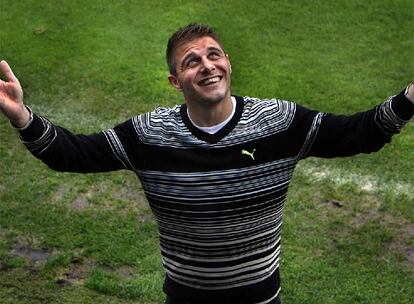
left=297, top=163, right=414, bottom=199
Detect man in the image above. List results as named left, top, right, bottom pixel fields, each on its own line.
left=0, top=23, right=413, bottom=304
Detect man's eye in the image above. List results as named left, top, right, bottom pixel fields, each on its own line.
left=183, top=58, right=199, bottom=69
left=187, top=59, right=198, bottom=67
left=209, top=52, right=221, bottom=59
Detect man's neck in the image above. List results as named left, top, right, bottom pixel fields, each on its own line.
left=186, top=94, right=233, bottom=127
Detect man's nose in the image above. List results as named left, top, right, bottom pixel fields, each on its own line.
left=200, top=57, right=214, bottom=73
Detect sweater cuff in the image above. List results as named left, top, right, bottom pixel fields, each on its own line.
left=404, top=83, right=414, bottom=104
left=15, top=110, right=48, bottom=142
left=10, top=105, right=34, bottom=130
left=390, top=88, right=414, bottom=121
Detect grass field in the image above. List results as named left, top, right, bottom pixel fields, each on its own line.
left=0, top=1, right=413, bottom=303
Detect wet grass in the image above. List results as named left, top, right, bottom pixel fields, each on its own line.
left=1, top=0, right=413, bottom=303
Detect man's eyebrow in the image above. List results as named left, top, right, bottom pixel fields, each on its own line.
left=206, top=46, right=223, bottom=53
left=182, top=46, right=224, bottom=62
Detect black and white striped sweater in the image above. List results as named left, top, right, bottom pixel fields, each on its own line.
left=18, top=90, right=413, bottom=304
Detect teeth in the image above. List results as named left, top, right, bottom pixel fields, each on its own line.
left=201, top=77, right=220, bottom=85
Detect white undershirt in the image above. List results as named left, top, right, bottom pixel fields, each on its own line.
left=188, top=97, right=236, bottom=134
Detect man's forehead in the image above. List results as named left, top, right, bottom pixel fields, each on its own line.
left=175, top=37, right=224, bottom=59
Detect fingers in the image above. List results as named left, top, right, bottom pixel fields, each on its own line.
left=0, top=60, right=19, bottom=83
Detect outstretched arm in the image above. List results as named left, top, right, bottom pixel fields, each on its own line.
left=0, top=60, right=31, bottom=128
left=305, top=86, right=414, bottom=158
left=0, top=60, right=141, bottom=173
left=290, top=85, right=414, bottom=160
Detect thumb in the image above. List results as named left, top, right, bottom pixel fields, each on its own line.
left=0, top=60, right=19, bottom=83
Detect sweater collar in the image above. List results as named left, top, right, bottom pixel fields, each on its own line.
left=180, top=95, right=244, bottom=144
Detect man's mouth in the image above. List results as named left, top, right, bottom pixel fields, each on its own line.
left=198, top=76, right=222, bottom=86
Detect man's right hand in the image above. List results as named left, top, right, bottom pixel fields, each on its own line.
left=0, top=60, right=30, bottom=128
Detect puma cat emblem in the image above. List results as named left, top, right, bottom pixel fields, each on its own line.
left=241, top=149, right=256, bottom=161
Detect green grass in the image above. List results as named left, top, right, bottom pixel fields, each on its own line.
left=0, top=1, right=413, bottom=303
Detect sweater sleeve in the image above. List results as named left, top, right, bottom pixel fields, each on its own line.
left=300, top=89, right=413, bottom=159
left=16, top=111, right=140, bottom=173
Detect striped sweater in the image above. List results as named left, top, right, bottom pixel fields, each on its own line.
left=18, top=90, right=413, bottom=303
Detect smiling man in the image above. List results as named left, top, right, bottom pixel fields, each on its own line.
left=167, top=32, right=233, bottom=129
left=0, top=23, right=413, bottom=304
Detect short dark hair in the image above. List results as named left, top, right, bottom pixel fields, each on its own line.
left=166, top=23, right=224, bottom=76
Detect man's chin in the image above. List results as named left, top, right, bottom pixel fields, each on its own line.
left=184, top=86, right=230, bottom=106
left=198, top=90, right=229, bottom=105
left=199, top=96, right=226, bottom=106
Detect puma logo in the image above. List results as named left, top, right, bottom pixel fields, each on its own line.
left=241, top=149, right=256, bottom=161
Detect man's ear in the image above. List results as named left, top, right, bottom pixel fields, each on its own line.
left=226, top=54, right=232, bottom=74
left=168, top=74, right=182, bottom=91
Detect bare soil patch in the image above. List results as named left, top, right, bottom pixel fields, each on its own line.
left=11, top=241, right=52, bottom=264
left=70, top=197, right=89, bottom=210
left=352, top=209, right=414, bottom=272
left=387, top=221, right=414, bottom=273
left=352, top=208, right=379, bottom=228
left=113, top=265, right=137, bottom=279
left=99, top=264, right=138, bottom=279
left=58, top=257, right=95, bottom=286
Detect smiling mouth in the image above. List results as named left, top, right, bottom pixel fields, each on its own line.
left=198, top=76, right=222, bottom=86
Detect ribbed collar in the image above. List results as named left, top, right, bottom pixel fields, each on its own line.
left=180, top=95, right=244, bottom=144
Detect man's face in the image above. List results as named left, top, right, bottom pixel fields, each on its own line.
left=168, top=36, right=232, bottom=106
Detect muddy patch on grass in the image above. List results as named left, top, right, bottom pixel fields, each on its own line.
left=351, top=210, right=414, bottom=272
left=114, top=265, right=137, bottom=279
left=352, top=208, right=379, bottom=228
left=113, top=185, right=151, bottom=214
left=67, top=186, right=100, bottom=211
left=70, top=197, right=89, bottom=210
left=7, top=241, right=53, bottom=272
left=49, top=171, right=151, bottom=216
left=112, top=183, right=145, bottom=202
left=138, top=212, right=154, bottom=223
left=58, top=257, right=95, bottom=286
left=55, top=179, right=153, bottom=225
left=387, top=221, right=414, bottom=272
left=11, top=241, right=52, bottom=264
left=99, top=264, right=138, bottom=279
left=326, top=200, right=344, bottom=208
left=66, top=180, right=148, bottom=212
left=52, top=184, right=68, bottom=202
